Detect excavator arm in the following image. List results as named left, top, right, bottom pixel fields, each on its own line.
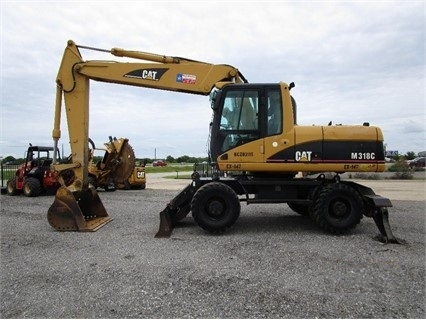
left=48, top=40, right=246, bottom=231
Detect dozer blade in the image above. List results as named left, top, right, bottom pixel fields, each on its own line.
left=155, top=183, right=194, bottom=238
left=155, top=206, right=174, bottom=238
left=47, top=186, right=112, bottom=231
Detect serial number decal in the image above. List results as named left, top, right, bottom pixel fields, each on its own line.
left=226, top=164, right=242, bottom=170
left=344, top=164, right=359, bottom=170
left=345, top=164, right=376, bottom=171
left=234, top=152, right=254, bottom=157
left=351, top=152, right=376, bottom=160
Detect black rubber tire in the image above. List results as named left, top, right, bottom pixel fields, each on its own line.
left=6, top=178, right=19, bottom=196
left=311, top=183, right=363, bottom=234
left=191, top=182, right=240, bottom=234
left=287, top=202, right=311, bottom=216
left=104, top=184, right=116, bottom=192
left=88, top=176, right=97, bottom=189
left=23, top=177, right=42, bottom=197
left=105, top=187, right=116, bottom=192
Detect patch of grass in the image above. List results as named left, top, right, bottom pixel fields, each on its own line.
left=390, top=171, right=413, bottom=180
left=387, top=161, right=409, bottom=172
left=352, top=173, right=382, bottom=180
left=163, top=173, right=192, bottom=180
left=1, top=169, right=16, bottom=181
left=144, top=165, right=194, bottom=174
left=387, top=161, right=413, bottom=179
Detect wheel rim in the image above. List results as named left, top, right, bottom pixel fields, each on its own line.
left=24, top=184, right=31, bottom=194
left=329, top=197, right=351, bottom=219
left=206, top=198, right=225, bottom=219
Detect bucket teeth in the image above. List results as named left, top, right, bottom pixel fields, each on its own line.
left=47, top=186, right=112, bottom=232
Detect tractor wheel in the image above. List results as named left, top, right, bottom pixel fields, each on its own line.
left=6, top=178, right=19, bottom=196
left=23, top=177, right=42, bottom=197
left=122, top=180, right=131, bottom=190
left=287, top=202, right=311, bottom=216
left=311, top=183, right=363, bottom=234
left=104, top=184, right=116, bottom=192
left=191, top=182, right=240, bottom=234
left=88, top=176, right=97, bottom=189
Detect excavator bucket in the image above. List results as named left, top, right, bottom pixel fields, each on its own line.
left=47, top=186, right=112, bottom=231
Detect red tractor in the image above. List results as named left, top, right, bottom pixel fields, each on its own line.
left=6, top=145, right=60, bottom=197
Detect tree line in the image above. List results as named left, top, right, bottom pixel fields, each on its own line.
left=1, top=154, right=209, bottom=165
left=140, top=155, right=209, bottom=165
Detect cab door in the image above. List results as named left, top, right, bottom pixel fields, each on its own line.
left=262, top=85, right=295, bottom=167
left=211, top=85, right=264, bottom=170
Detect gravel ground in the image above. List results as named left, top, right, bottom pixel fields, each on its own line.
left=0, top=176, right=425, bottom=318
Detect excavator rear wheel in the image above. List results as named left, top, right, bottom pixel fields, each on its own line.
left=191, top=182, right=240, bottom=234
left=311, top=183, right=363, bottom=234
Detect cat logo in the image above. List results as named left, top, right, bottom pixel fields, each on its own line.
left=124, top=68, right=168, bottom=81
left=295, top=151, right=312, bottom=162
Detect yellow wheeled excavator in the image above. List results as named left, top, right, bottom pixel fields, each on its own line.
left=48, top=40, right=398, bottom=242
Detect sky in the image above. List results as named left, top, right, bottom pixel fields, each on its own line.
left=1, top=1, right=425, bottom=159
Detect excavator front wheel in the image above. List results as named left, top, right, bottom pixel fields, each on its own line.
left=191, top=182, right=240, bottom=234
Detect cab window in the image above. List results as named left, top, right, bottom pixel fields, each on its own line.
left=219, top=90, right=259, bottom=152
left=266, top=89, right=282, bottom=135
left=220, top=90, right=259, bottom=130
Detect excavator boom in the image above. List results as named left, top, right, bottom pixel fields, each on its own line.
left=49, top=40, right=246, bottom=231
